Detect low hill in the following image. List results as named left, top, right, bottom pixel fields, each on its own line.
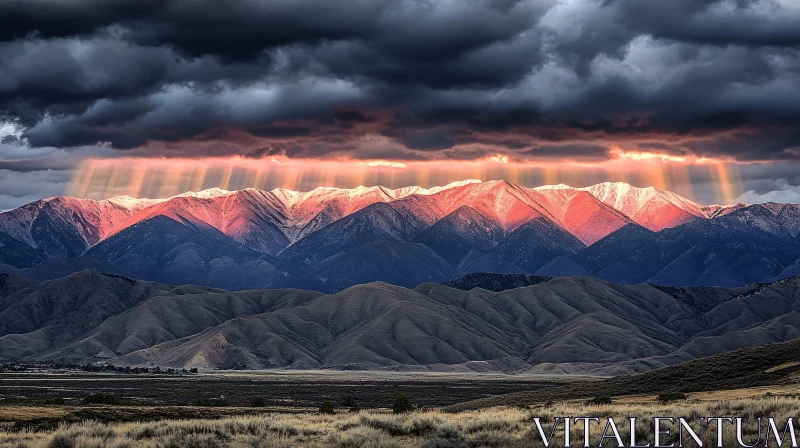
left=2, top=272, right=800, bottom=374
left=443, top=338, right=800, bottom=411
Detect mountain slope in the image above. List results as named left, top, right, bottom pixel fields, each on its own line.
left=573, top=210, right=800, bottom=286
left=0, top=271, right=175, bottom=359
left=444, top=337, right=800, bottom=412
left=279, top=185, right=395, bottom=241
left=42, top=288, right=323, bottom=363
left=441, top=273, right=552, bottom=291
left=293, top=241, right=453, bottom=292
left=119, top=189, right=292, bottom=255
left=0, top=273, right=39, bottom=299
left=414, top=206, right=505, bottom=268
left=578, top=182, right=706, bottom=231
left=3, top=272, right=799, bottom=375
left=530, top=187, right=633, bottom=244
left=1, top=180, right=798, bottom=290
left=457, top=218, right=585, bottom=276
left=81, top=215, right=280, bottom=288
left=0, top=232, right=43, bottom=269
left=277, top=202, right=429, bottom=267
left=117, top=282, right=520, bottom=370
left=0, top=196, right=155, bottom=259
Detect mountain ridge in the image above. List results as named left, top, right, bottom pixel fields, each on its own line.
left=2, top=271, right=799, bottom=374
left=1, top=180, right=797, bottom=291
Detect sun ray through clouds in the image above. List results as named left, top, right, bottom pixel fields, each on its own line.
left=66, top=152, right=746, bottom=205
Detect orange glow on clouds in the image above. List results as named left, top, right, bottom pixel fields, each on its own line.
left=367, top=160, right=407, bottom=168
left=67, top=153, right=745, bottom=205
left=484, top=154, right=511, bottom=164
left=609, top=147, right=712, bottom=164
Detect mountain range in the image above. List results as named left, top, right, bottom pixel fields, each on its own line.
left=1, top=271, right=799, bottom=374
left=0, top=180, right=798, bottom=291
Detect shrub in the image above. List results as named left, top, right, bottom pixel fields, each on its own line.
left=319, top=399, right=335, bottom=414
left=126, top=425, right=157, bottom=440
left=585, top=396, right=614, bottom=405
left=342, top=395, right=360, bottom=412
left=392, top=393, right=414, bottom=414
left=657, top=392, right=687, bottom=403
left=46, top=434, right=76, bottom=448
left=464, top=418, right=514, bottom=434
left=410, top=417, right=443, bottom=436
left=467, top=430, right=517, bottom=447
left=421, top=425, right=467, bottom=448
left=45, top=397, right=65, bottom=405
left=249, top=397, right=266, bottom=407
left=359, top=415, right=410, bottom=435
left=82, top=393, right=120, bottom=405
left=332, top=428, right=402, bottom=448
left=158, top=433, right=224, bottom=448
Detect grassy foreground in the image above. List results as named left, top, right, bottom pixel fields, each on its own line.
left=1, top=396, right=799, bottom=447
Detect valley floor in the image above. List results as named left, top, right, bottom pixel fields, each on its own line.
left=1, top=368, right=798, bottom=447
left=0, top=371, right=591, bottom=430
left=1, top=392, right=798, bottom=447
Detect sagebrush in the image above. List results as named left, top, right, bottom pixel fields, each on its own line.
left=1, top=396, right=798, bottom=447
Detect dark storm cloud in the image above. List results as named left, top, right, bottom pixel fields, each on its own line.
left=0, top=0, right=539, bottom=61
left=0, top=0, right=799, bottom=161
left=613, top=0, right=800, bottom=47
left=397, top=130, right=457, bottom=151
left=684, top=128, right=800, bottom=161
left=0, top=135, right=20, bottom=145
left=0, top=37, right=273, bottom=126
left=0, top=168, right=70, bottom=211
left=332, top=110, right=375, bottom=124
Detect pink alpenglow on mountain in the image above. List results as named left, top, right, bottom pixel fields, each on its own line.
left=0, top=180, right=742, bottom=255
left=7, top=179, right=796, bottom=292
left=530, top=186, right=633, bottom=245
left=577, top=182, right=708, bottom=231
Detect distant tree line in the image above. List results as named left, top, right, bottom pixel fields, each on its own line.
left=0, top=362, right=198, bottom=375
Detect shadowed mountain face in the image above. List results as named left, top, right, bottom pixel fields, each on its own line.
left=575, top=211, right=800, bottom=287
left=1, top=271, right=799, bottom=374
left=442, top=273, right=552, bottom=292
left=0, top=180, right=797, bottom=291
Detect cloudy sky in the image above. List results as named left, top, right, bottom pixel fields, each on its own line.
left=1, top=0, right=799, bottom=209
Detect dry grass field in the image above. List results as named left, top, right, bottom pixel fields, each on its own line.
left=2, top=339, right=800, bottom=447
left=1, top=394, right=799, bottom=447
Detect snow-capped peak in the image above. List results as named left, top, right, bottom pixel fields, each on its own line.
left=580, top=182, right=699, bottom=209
left=176, top=187, right=234, bottom=199
left=103, top=196, right=165, bottom=209
left=104, top=188, right=233, bottom=208
left=267, top=179, right=482, bottom=204
left=428, top=179, right=483, bottom=192
left=702, top=203, right=748, bottom=218
left=578, top=182, right=705, bottom=231
left=0, top=178, right=779, bottom=265
left=534, top=183, right=572, bottom=190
